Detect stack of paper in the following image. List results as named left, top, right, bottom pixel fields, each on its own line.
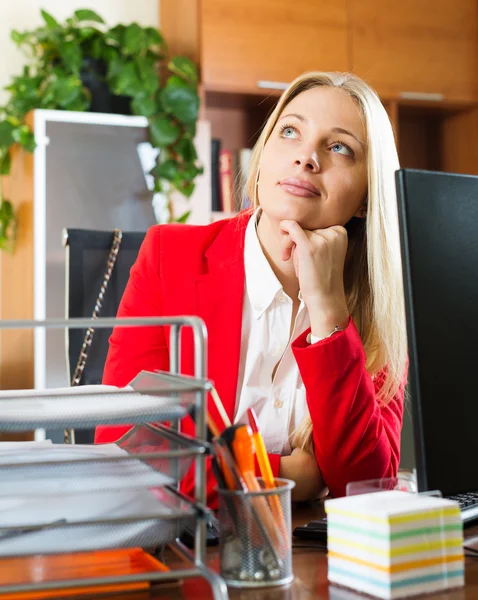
left=0, top=442, right=189, bottom=556
left=325, top=491, right=464, bottom=599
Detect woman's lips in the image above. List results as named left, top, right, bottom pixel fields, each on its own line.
left=279, top=178, right=320, bottom=198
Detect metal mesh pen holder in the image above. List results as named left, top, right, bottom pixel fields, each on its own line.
left=218, top=478, right=295, bottom=588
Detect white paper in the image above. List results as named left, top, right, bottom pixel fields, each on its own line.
left=0, top=384, right=186, bottom=427
left=0, top=487, right=186, bottom=556
left=0, top=443, right=172, bottom=495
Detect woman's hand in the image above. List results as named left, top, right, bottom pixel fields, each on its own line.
left=280, top=220, right=350, bottom=338
left=280, top=448, right=324, bottom=501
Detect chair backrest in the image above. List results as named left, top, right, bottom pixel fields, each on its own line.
left=64, top=228, right=146, bottom=442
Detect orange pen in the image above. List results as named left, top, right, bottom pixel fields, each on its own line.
left=223, top=424, right=283, bottom=552
left=247, top=408, right=276, bottom=489
left=247, top=408, right=288, bottom=540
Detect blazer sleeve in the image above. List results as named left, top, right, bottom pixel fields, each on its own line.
left=291, top=318, right=406, bottom=498
left=95, top=226, right=169, bottom=443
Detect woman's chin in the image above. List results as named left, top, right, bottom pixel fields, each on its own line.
left=263, top=204, right=322, bottom=230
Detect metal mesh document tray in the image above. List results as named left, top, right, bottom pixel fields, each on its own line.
left=0, top=370, right=209, bottom=431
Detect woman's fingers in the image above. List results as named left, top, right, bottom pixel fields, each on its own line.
left=280, top=220, right=309, bottom=261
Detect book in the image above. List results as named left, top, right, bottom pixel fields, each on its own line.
left=211, top=138, right=222, bottom=212
left=219, top=149, right=234, bottom=213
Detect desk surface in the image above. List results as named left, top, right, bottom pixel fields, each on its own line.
left=102, top=504, right=478, bottom=600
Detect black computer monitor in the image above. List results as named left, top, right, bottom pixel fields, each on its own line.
left=395, top=168, right=478, bottom=497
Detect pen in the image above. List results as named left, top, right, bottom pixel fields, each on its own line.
left=214, top=437, right=283, bottom=569
left=247, top=408, right=275, bottom=489
left=221, top=424, right=283, bottom=553
left=247, top=408, right=288, bottom=540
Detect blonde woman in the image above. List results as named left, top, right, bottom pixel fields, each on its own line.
left=96, top=72, right=408, bottom=505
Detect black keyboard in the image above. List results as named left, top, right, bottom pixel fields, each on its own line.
left=446, top=492, right=478, bottom=524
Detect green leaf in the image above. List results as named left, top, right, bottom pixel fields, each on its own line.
left=145, top=27, right=164, bottom=47
left=175, top=210, right=191, bottom=223
left=174, top=137, right=197, bottom=162
left=0, top=121, right=16, bottom=147
left=153, top=159, right=180, bottom=181
left=0, top=199, right=16, bottom=253
left=11, top=30, right=27, bottom=46
left=74, top=9, right=105, bottom=24
left=41, top=9, right=60, bottom=29
left=136, top=57, right=159, bottom=95
left=58, top=41, right=83, bottom=72
left=12, top=125, right=35, bottom=152
left=123, top=23, right=148, bottom=55
left=78, top=27, right=99, bottom=40
left=178, top=182, right=196, bottom=198
left=0, top=151, right=12, bottom=176
left=106, top=24, right=125, bottom=46
left=168, top=56, right=198, bottom=84
left=111, top=62, right=142, bottom=96
left=160, top=81, right=199, bottom=125
left=48, top=76, right=83, bottom=108
left=149, top=118, right=180, bottom=146
left=131, top=96, right=157, bottom=118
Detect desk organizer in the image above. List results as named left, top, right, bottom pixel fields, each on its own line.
left=326, top=490, right=464, bottom=599
left=0, top=316, right=228, bottom=600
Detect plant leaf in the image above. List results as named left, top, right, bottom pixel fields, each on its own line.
left=153, top=159, right=180, bottom=181
left=123, top=23, right=149, bottom=55
left=74, top=9, right=105, bottom=24
left=111, top=62, right=142, bottom=96
left=149, top=118, right=180, bottom=146
left=175, top=210, right=191, bottom=223
left=0, top=199, right=16, bottom=253
left=0, top=151, right=12, bottom=176
left=41, top=9, right=59, bottom=29
left=106, top=24, right=125, bottom=46
left=0, top=121, right=16, bottom=147
left=174, top=137, right=197, bottom=162
left=58, top=41, right=83, bottom=73
left=168, top=56, right=198, bottom=84
left=48, top=76, right=83, bottom=108
left=131, top=95, right=157, bottom=118
left=11, top=30, right=27, bottom=46
left=176, top=181, right=195, bottom=198
left=146, top=27, right=165, bottom=48
left=136, top=56, right=159, bottom=95
left=12, top=125, right=36, bottom=152
left=160, top=82, right=200, bottom=125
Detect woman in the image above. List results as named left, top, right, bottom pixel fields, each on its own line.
left=95, top=71, right=408, bottom=505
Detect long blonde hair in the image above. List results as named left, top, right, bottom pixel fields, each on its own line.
left=244, top=72, right=407, bottom=451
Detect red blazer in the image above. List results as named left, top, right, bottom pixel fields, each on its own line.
left=95, top=212, right=405, bottom=503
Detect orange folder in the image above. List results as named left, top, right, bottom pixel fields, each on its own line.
left=0, top=547, right=169, bottom=600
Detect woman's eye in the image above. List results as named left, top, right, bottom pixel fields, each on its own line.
left=280, top=126, right=298, bottom=138
left=331, top=143, right=353, bottom=156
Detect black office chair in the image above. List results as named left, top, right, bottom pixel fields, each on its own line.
left=64, top=228, right=146, bottom=443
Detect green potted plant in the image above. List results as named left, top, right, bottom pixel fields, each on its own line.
left=0, top=8, right=202, bottom=252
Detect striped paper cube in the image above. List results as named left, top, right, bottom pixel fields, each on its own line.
left=325, top=491, right=464, bottom=599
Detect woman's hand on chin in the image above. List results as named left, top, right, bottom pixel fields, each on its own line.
left=280, top=447, right=324, bottom=502
left=279, top=220, right=350, bottom=338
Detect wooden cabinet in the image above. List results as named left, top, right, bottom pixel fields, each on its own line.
left=160, top=0, right=478, bottom=221
left=349, top=0, right=478, bottom=103
left=162, top=0, right=349, bottom=94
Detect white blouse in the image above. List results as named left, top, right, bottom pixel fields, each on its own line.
left=233, top=211, right=310, bottom=455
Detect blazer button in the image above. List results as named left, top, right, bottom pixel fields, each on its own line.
left=274, top=398, right=284, bottom=409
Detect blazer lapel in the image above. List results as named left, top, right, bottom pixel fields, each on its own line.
left=195, top=214, right=250, bottom=425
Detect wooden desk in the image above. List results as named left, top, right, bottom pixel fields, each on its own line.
left=98, top=504, right=478, bottom=600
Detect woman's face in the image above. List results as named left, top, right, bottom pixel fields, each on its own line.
left=258, top=86, right=368, bottom=231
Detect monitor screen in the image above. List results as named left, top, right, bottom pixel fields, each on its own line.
left=396, top=168, right=478, bottom=496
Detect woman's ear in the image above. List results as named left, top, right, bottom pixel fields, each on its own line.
left=354, top=198, right=368, bottom=219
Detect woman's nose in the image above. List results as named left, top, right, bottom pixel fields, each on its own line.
left=294, top=151, right=320, bottom=173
